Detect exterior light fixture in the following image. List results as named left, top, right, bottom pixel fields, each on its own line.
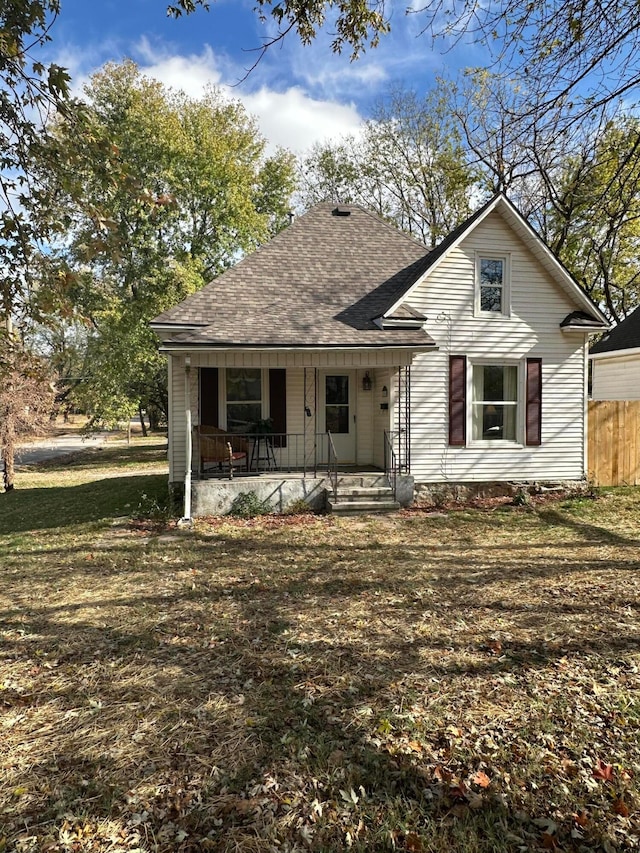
left=381, top=385, right=388, bottom=398
left=362, top=371, right=372, bottom=392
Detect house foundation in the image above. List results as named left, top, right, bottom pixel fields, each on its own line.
left=190, top=473, right=415, bottom=516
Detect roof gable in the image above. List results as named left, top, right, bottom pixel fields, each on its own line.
left=384, top=194, right=608, bottom=327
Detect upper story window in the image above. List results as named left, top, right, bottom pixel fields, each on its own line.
left=476, top=255, right=510, bottom=316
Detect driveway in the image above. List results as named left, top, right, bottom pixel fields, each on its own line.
left=13, top=432, right=109, bottom=468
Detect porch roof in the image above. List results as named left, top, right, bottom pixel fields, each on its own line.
left=151, top=203, right=436, bottom=349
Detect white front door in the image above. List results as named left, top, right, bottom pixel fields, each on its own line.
left=321, top=371, right=356, bottom=463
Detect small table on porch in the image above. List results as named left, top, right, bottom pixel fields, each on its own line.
left=250, top=434, right=277, bottom=471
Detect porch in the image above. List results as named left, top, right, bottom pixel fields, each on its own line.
left=168, top=352, right=417, bottom=515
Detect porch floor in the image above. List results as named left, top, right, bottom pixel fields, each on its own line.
left=198, top=465, right=384, bottom=481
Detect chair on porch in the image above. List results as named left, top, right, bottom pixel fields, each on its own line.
left=197, top=426, right=248, bottom=479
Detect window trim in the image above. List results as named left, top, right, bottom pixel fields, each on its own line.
left=474, top=253, right=511, bottom=317
left=221, top=367, right=267, bottom=432
left=468, top=358, right=524, bottom=447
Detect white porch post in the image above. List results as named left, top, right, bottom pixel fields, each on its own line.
left=180, top=356, right=193, bottom=524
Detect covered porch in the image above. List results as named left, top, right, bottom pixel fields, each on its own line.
left=168, top=347, right=416, bottom=514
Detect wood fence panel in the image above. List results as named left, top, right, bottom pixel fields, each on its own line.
left=588, top=400, right=640, bottom=486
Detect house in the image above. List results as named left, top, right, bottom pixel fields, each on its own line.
left=151, top=193, right=608, bottom=516
left=590, top=306, right=640, bottom=399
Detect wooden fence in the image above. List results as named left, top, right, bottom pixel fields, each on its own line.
left=588, top=400, right=640, bottom=486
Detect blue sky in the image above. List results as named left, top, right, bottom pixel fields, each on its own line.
left=45, top=0, right=488, bottom=153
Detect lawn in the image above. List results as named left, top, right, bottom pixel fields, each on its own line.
left=1, top=446, right=639, bottom=852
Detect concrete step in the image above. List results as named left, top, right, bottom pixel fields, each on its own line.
left=336, top=474, right=390, bottom=489
left=337, top=486, right=394, bottom=499
left=327, top=498, right=401, bottom=516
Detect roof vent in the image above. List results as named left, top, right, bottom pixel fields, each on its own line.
left=332, top=206, right=351, bottom=217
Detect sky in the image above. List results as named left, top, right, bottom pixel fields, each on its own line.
left=45, top=0, right=488, bottom=155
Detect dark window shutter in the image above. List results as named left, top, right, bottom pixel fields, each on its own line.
left=269, top=369, right=287, bottom=448
left=449, top=355, right=467, bottom=446
left=526, top=358, right=542, bottom=446
left=200, top=367, right=219, bottom=427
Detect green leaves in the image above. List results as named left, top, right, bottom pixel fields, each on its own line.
left=35, top=61, right=295, bottom=426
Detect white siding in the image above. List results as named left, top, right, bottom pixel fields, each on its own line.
left=407, top=210, right=589, bottom=483
left=372, top=368, right=392, bottom=469
left=180, top=349, right=414, bottom=369
left=592, top=355, right=640, bottom=400
left=168, top=355, right=187, bottom=483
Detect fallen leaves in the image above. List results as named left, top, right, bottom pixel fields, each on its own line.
left=472, top=770, right=491, bottom=788
left=594, top=758, right=615, bottom=782
left=2, top=489, right=640, bottom=851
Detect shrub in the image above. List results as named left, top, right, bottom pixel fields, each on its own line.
left=283, top=497, right=316, bottom=516
left=228, top=491, right=270, bottom=518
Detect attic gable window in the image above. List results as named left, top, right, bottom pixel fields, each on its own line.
left=476, top=254, right=510, bottom=316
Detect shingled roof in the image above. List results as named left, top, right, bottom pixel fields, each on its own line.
left=151, top=202, right=436, bottom=349
left=590, top=306, right=640, bottom=355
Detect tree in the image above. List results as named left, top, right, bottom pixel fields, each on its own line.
left=299, top=86, right=476, bottom=248
left=0, top=1, right=81, bottom=491
left=0, top=338, right=54, bottom=491
left=168, top=0, right=388, bottom=63
left=549, top=117, right=640, bottom=323
left=39, top=61, right=296, bottom=427
left=169, top=0, right=640, bottom=128
left=448, top=68, right=640, bottom=321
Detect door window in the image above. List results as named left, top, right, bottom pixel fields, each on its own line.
left=325, top=375, right=349, bottom=433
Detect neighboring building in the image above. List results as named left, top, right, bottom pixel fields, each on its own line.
left=151, top=194, right=608, bottom=515
left=590, top=306, right=640, bottom=400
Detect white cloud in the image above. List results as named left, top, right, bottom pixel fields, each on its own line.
left=134, top=37, right=224, bottom=97
left=52, top=36, right=364, bottom=155
left=134, top=40, right=364, bottom=154
left=242, top=86, right=363, bottom=152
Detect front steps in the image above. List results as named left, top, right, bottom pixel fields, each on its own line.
left=327, top=474, right=401, bottom=515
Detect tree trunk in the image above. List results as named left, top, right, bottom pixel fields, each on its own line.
left=148, top=405, right=160, bottom=432
left=2, top=406, right=16, bottom=492
left=138, top=403, right=148, bottom=437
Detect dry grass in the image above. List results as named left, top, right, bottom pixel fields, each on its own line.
left=1, top=456, right=639, bottom=852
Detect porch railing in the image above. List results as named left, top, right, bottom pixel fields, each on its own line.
left=326, top=430, right=338, bottom=503
left=384, top=430, right=398, bottom=501
left=195, top=429, right=337, bottom=477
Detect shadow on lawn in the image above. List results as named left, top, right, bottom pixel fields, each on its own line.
left=537, top=506, right=640, bottom=545
left=1, top=525, right=639, bottom=851
left=0, top=473, right=168, bottom=534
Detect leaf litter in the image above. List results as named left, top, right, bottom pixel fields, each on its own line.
left=0, top=489, right=639, bottom=851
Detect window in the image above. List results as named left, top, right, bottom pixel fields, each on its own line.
left=449, top=357, right=542, bottom=448
left=225, top=368, right=262, bottom=433
left=472, top=364, right=518, bottom=442
left=325, top=375, right=350, bottom=433
left=476, top=255, right=509, bottom=315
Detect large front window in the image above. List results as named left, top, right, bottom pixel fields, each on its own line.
left=226, top=368, right=262, bottom=433
left=472, top=364, right=518, bottom=441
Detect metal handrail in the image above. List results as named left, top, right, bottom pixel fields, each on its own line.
left=384, top=430, right=398, bottom=500
left=326, top=431, right=338, bottom=503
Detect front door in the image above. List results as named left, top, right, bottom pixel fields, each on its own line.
left=321, top=372, right=356, bottom=463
